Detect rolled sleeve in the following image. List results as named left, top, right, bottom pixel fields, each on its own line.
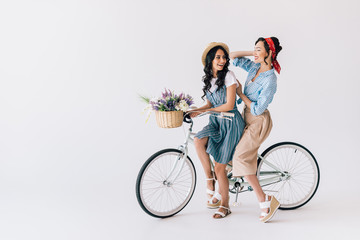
left=250, top=77, right=277, bottom=115
left=233, top=57, right=257, bottom=72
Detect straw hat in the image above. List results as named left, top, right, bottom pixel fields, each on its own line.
left=201, top=42, right=229, bottom=66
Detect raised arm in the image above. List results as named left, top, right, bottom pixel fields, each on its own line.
left=229, top=51, right=254, bottom=60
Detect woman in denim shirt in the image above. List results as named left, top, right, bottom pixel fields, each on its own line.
left=230, top=37, right=282, bottom=223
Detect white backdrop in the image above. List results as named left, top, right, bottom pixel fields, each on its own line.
left=1, top=0, right=359, bottom=239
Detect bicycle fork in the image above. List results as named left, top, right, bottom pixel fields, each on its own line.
left=163, top=125, right=193, bottom=186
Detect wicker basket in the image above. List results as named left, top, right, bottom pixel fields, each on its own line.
left=155, top=110, right=183, bottom=128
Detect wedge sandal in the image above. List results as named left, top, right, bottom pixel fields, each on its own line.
left=205, top=175, right=221, bottom=209
left=259, top=194, right=280, bottom=223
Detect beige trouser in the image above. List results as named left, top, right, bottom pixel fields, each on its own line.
left=232, top=107, right=272, bottom=177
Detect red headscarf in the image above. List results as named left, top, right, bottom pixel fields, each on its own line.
left=265, top=38, right=281, bottom=74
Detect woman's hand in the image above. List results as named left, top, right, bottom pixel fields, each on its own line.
left=186, top=100, right=212, bottom=118
left=186, top=110, right=203, bottom=119
left=190, top=111, right=201, bottom=118
left=236, top=79, right=243, bottom=97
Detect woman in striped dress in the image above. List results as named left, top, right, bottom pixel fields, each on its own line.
left=188, top=42, right=245, bottom=219
left=230, top=37, right=282, bottom=223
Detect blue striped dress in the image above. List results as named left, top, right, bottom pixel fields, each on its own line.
left=195, top=78, right=245, bottom=164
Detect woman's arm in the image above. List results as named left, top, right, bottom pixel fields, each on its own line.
left=239, top=92, right=252, bottom=109
left=236, top=79, right=242, bottom=97
left=229, top=51, right=254, bottom=60
left=187, top=100, right=212, bottom=118
left=237, top=77, right=277, bottom=115
left=248, top=78, right=277, bottom=115
left=236, top=80, right=252, bottom=108
left=206, top=85, right=237, bottom=112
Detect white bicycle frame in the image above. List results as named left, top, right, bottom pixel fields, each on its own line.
left=164, top=112, right=290, bottom=191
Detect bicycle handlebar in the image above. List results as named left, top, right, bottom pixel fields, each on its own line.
left=183, top=111, right=234, bottom=123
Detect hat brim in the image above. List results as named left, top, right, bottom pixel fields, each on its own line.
left=202, top=42, right=229, bottom=66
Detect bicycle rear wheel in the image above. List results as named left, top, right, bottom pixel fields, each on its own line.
left=257, top=142, right=320, bottom=210
left=136, top=148, right=196, bottom=218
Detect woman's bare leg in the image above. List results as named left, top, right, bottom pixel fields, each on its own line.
left=194, top=137, right=215, bottom=196
left=213, top=162, right=230, bottom=218
left=244, top=174, right=270, bottom=216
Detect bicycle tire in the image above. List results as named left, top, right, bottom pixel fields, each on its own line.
left=257, top=142, right=320, bottom=210
left=136, top=148, right=197, bottom=218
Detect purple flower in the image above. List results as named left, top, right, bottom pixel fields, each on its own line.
left=146, top=89, right=193, bottom=112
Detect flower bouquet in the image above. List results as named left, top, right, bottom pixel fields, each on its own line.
left=140, top=89, right=194, bottom=128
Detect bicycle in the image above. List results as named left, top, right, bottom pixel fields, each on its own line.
left=136, top=111, right=320, bottom=218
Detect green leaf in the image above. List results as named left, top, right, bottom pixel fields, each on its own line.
left=138, top=94, right=150, bottom=104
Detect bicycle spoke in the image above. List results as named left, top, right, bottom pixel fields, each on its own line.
left=257, top=143, right=319, bottom=209
left=136, top=150, right=196, bottom=217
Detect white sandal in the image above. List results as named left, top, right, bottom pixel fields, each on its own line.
left=259, top=194, right=280, bottom=223
left=205, top=177, right=221, bottom=209
left=207, top=191, right=222, bottom=209
left=213, top=206, right=231, bottom=219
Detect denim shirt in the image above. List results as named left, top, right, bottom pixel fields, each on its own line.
left=233, top=57, right=277, bottom=116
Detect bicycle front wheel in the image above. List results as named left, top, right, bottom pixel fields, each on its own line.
left=257, top=142, right=320, bottom=210
left=136, top=148, right=196, bottom=218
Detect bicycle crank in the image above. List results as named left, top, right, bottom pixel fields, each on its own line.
left=232, top=182, right=243, bottom=206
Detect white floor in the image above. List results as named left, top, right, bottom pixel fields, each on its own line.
left=1, top=170, right=357, bottom=240
left=127, top=186, right=357, bottom=240
left=1, top=132, right=358, bottom=240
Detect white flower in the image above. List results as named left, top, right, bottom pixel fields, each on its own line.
left=177, top=100, right=189, bottom=111
left=150, top=97, right=159, bottom=103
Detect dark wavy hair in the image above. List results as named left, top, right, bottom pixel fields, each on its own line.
left=255, top=37, right=282, bottom=66
left=201, top=46, right=230, bottom=100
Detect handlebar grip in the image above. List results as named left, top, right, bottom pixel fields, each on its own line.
left=183, top=113, right=192, bottom=123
